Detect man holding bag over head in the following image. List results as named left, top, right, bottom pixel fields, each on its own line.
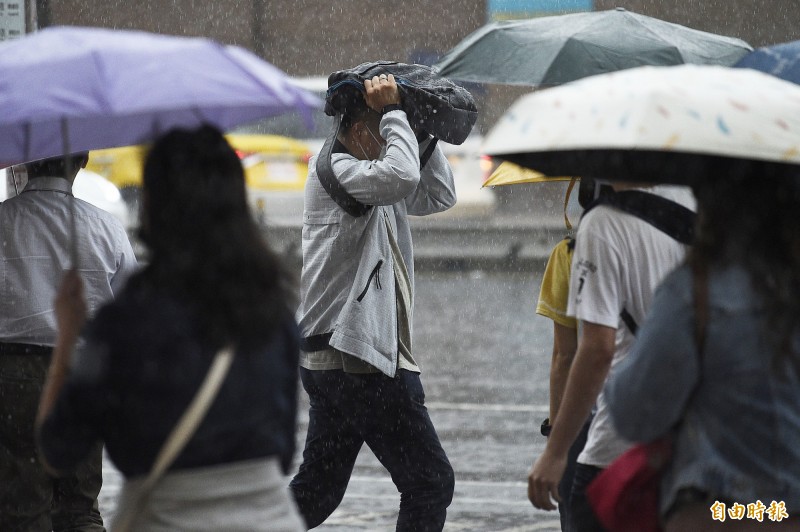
left=289, top=71, right=456, bottom=531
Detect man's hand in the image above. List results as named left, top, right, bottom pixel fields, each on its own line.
left=364, top=73, right=401, bottom=112
left=527, top=448, right=567, bottom=511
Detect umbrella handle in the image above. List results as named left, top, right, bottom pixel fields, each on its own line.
left=61, top=118, right=79, bottom=270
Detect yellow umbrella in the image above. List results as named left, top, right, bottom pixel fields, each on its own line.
left=483, top=161, right=579, bottom=228
left=482, top=160, right=574, bottom=187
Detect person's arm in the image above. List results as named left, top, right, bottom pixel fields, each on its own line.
left=536, top=239, right=578, bottom=424
left=36, top=270, right=86, bottom=475
left=549, top=321, right=578, bottom=423
left=528, top=321, right=615, bottom=510
left=403, top=139, right=457, bottom=216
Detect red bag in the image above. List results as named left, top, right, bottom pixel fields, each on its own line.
left=586, top=437, right=673, bottom=532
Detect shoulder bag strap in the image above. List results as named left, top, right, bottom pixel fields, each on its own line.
left=114, top=346, right=235, bottom=532
left=317, top=119, right=439, bottom=218
left=419, top=137, right=438, bottom=169
left=316, top=119, right=372, bottom=218
left=586, top=190, right=696, bottom=245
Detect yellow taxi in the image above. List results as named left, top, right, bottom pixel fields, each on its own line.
left=86, top=134, right=313, bottom=193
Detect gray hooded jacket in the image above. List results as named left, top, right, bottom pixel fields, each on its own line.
left=297, top=109, right=456, bottom=376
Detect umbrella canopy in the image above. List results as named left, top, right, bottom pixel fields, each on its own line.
left=483, top=160, right=572, bottom=187
left=0, top=26, right=321, bottom=166
left=434, top=8, right=752, bottom=86
left=734, top=39, right=800, bottom=85
left=483, top=64, right=800, bottom=185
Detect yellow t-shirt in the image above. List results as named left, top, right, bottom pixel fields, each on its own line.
left=536, top=237, right=578, bottom=329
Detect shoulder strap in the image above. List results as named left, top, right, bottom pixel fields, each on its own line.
left=316, top=119, right=441, bottom=218
left=586, top=190, right=696, bottom=335
left=419, top=137, right=438, bottom=169
left=619, top=308, right=639, bottom=336
left=316, top=122, right=372, bottom=218
left=587, top=190, right=696, bottom=245
left=113, top=346, right=235, bottom=532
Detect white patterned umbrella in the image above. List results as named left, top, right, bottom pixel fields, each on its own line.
left=482, top=64, right=800, bottom=184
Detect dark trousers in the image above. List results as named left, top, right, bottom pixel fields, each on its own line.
left=558, top=416, right=592, bottom=532
left=0, top=353, right=105, bottom=532
left=569, top=463, right=607, bottom=532
left=289, top=368, right=454, bottom=531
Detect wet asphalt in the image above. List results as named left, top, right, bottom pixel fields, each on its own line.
left=98, top=267, right=562, bottom=531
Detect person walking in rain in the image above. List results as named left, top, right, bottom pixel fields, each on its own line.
left=530, top=177, right=612, bottom=529
left=0, top=153, right=137, bottom=531
left=605, top=175, right=800, bottom=531
left=528, top=180, right=694, bottom=531
left=289, top=72, right=456, bottom=530
left=35, top=126, right=304, bottom=531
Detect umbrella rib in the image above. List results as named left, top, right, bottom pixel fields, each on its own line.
left=61, top=117, right=80, bottom=270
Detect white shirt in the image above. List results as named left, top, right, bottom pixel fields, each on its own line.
left=0, top=177, right=137, bottom=346
left=567, top=185, right=695, bottom=468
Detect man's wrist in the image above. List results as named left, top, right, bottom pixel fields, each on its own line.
left=381, top=103, right=402, bottom=115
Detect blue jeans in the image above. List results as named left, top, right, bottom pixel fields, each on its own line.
left=569, top=463, right=607, bottom=532
left=289, top=368, right=454, bottom=531
left=558, top=416, right=592, bottom=532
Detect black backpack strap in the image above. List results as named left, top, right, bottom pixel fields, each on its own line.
left=586, top=190, right=696, bottom=245
left=316, top=120, right=440, bottom=217
left=316, top=121, right=372, bottom=218
left=619, top=308, right=639, bottom=336
left=419, top=137, right=438, bottom=169
left=583, top=190, right=696, bottom=335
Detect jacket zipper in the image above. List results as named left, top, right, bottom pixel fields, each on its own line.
left=356, top=260, right=383, bottom=302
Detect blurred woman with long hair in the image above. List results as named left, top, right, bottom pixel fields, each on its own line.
left=36, top=125, right=304, bottom=531
left=606, top=174, right=800, bottom=531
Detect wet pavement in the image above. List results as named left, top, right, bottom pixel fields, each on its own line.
left=98, top=268, right=563, bottom=531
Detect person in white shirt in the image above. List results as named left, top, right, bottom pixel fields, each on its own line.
left=528, top=183, right=695, bottom=531
left=0, top=152, right=137, bottom=531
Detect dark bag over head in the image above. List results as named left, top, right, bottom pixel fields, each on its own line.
left=316, top=61, right=477, bottom=218
left=324, top=60, right=478, bottom=145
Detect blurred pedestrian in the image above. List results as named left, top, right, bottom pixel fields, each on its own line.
left=35, top=125, right=304, bottom=531
left=528, top=181, right=694, bottom=531
left=606, top=175, right=800, bottom=531
left=530, top=178, right=612, bottom=529
left=0, top=152, right=137, bottom=531
left=289, top=72, right=456, bottom=531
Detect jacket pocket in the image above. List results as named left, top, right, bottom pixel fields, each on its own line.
left=356, top=260, right=383, bottom=302
left=302, top=212, right=341, bottom=240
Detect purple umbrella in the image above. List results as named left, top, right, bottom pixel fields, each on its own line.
left=0, top=26, right=321, bottom=166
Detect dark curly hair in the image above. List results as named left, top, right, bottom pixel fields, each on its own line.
left=135, top=125, right=294, bottom=348
left=690, top=173, right=800, bottom=374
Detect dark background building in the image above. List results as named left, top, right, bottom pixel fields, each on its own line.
left=34, top=0, right=800, bottom=131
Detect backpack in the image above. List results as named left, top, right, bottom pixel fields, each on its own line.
left=316, top=61, right=478, bottom=217
left=325, top=61, right=478, bottom=145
